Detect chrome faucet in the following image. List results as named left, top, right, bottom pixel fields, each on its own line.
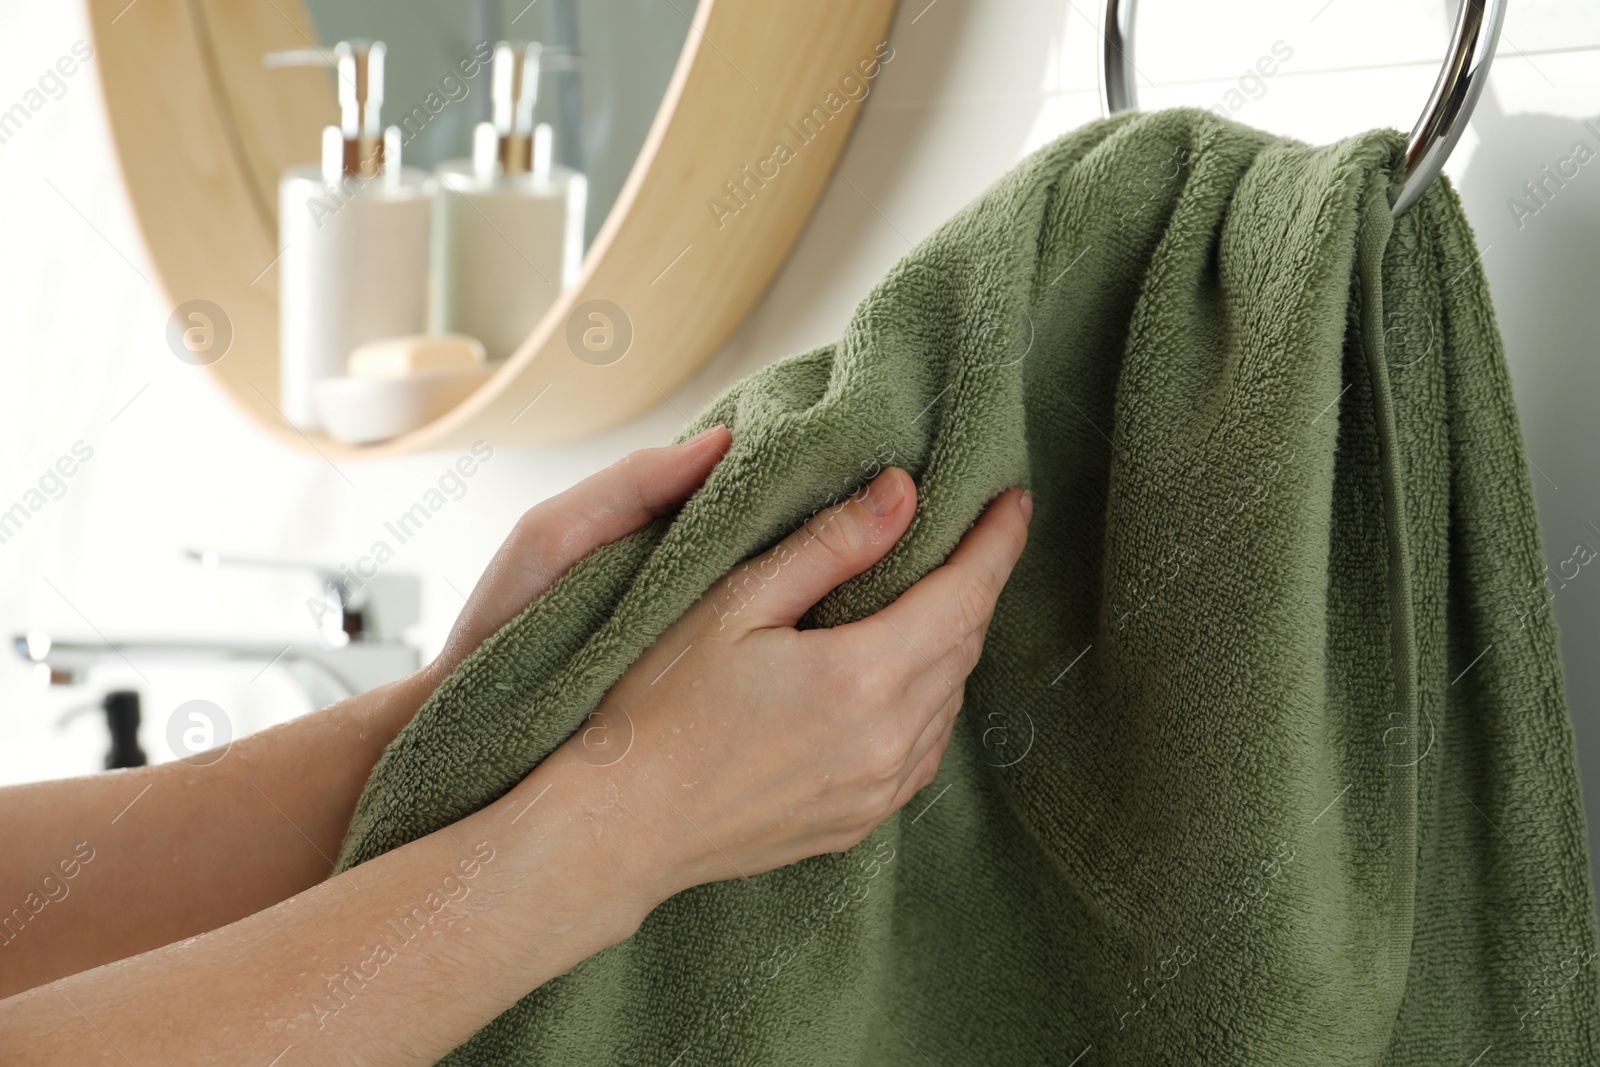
left=15, top=550, right=422, bottom=708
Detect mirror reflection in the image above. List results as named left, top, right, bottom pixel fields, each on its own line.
left=298, top=0, right=693, bottom=244
left=260, top=0, right=696, bottom=443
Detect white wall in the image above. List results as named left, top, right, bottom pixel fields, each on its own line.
left=2, top=2, right=1597, bottom=895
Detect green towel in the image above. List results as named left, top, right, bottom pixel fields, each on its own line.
left=337, top=108, right=1600, bottom=1064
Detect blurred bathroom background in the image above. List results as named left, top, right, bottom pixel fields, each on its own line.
left=2, top=0, right=1598, bottom=902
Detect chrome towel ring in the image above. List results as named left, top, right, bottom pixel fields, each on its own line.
left=1097, top=0, right=1506, bottom=216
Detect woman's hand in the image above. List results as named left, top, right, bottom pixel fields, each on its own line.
left=545, top=467, right=1033, bottom=903
left=423, top=425, right=734, bottom=690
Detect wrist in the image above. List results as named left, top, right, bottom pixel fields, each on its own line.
left=522, top=745, right=690, bottom=926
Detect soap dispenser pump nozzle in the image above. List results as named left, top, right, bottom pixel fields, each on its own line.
left=483, top=41, right=541, bottom=178
left=266, top=39, right=399, bottom=185
left=473, top=41, right=577, bottom=181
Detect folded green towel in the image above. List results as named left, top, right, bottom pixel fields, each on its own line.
left=337, top=108, right=1600, bottom=1064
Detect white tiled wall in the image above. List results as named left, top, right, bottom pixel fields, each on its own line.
left=1, top=1, right=1597, bottom=902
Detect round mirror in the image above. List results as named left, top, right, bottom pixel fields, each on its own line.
left=90, top=0, right=899, bottom=454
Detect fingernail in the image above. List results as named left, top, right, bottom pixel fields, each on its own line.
left=1018, top=490, right=1034, bottom=525
left=863, top=469, right=907, bottom=516
left=684, top=425, right=724, bottom=446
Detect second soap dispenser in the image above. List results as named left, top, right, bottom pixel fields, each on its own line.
left=431, top=42, right=587, bottom=363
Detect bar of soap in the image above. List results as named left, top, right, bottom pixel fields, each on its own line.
left=347, top=333, right=487, bottom=380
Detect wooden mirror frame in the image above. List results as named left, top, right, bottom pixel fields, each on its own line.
left=89, top=0, right=898, bottom=456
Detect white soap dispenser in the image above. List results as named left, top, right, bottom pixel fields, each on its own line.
left=431, top=41, right=587, bottom=362
left=271, top=41, right=432, bottom=430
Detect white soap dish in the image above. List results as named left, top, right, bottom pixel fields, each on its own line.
left=314, top=364, right=496, bottom=445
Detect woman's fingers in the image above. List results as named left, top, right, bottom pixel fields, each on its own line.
left=590, top=478, right=1033, bottom=891
left=799, top=487, right=1028, bottom=795
left=433, top=426, right=732, bottom=675
left=700, top=467, right=917, bottom=634
left=836, top=487, right=1031, bottom=674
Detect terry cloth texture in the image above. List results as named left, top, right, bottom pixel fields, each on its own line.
left=337, top=108, right=1600, bottom=1063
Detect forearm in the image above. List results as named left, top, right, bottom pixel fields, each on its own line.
left=0, top=750, right=662, bottom=1067
left=0, top=670, right=434, bottom=997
